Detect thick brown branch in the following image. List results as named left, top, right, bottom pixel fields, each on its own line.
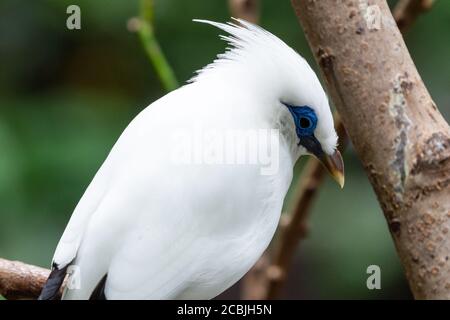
left=291, top=0, right=449, bottom=299
left=0, top=258, right=50, bottom=299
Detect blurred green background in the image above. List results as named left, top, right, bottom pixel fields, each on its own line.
left=0, top=0, right=449, bottom=299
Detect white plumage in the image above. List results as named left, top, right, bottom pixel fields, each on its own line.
left=40, top=18, right=343, bottom=300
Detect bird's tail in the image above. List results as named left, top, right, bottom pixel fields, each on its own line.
left=89, top=274, right=107, bottom=300
left=37, top=263, right=68, bottom=300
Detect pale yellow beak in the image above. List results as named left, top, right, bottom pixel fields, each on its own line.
left=318, top=150, right=345, bottom=188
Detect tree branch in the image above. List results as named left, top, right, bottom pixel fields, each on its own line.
left=291, top=0, right=449, bottom=299
left=0, top=258, right=50, bottom=300
left=242, top=0, right=435, bottom=300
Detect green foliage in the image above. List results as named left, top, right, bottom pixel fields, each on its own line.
left=138, top=0, right=179, bottom=91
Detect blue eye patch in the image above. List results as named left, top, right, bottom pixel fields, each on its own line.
left=283, top=103, right=318, bottom=137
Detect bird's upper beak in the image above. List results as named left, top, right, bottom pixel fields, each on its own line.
left=317, top=150, right=345, bottom=188
left=298, top=135, right=345, bottom=188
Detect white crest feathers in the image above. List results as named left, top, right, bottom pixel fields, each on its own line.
left=190, top=18, right=305, bottom=83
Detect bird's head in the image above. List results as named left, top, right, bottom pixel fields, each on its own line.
left=191, top=18, right=344, bottom=187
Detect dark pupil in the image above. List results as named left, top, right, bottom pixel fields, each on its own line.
left=299, top=117, right=311, bottom=129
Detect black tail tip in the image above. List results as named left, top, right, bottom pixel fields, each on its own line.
left=38, top=263, right=67, bottom=300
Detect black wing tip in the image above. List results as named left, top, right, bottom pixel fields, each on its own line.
left=38, top=263, right=68, bottom=300
left=89, top=274, right=108, bottom=300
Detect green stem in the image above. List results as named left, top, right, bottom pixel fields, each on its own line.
left=138, top=0, right=179, bottom=91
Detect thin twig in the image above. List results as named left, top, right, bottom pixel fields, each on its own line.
left=229, top=0, right=260, bottom=24
left=264, top=121, right=347, bottom=299
left=393, top=0, right=434, bottom=33
left=242, top=120, right=347, bottom=299
left=242, top=0, right=434, bottom=299
left=130, top=0, right=179, bottom=91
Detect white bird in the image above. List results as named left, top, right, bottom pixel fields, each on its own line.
left=38, top=18, right=344, bottom=300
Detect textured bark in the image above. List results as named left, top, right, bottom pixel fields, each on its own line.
left=0, top=258, right=50, bottom=299
left=291, top=0, right=450, bottom=299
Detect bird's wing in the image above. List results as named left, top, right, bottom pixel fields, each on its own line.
left=50, top=84, right=219, bottom=299
left=50, top=86, right=184, bottom=269
left=51, top=161, right=112, bottom=268
left=40, top=123, right=120, bottom=299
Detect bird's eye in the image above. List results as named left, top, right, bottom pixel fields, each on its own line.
left=282, top=103, right=318, bottom=137
left=299, top=116, right=312, bottom=129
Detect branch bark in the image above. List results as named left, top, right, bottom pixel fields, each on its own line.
left=291, top=0, right=450, bottom=299
left=242, top=0, right=435, bottom=300
left=0, top=258, right=50, bottom=300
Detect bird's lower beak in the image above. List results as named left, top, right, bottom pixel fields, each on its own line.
left=298, top=135, right=345, bottom=188
left=318, top=150, right=345, bottom=188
